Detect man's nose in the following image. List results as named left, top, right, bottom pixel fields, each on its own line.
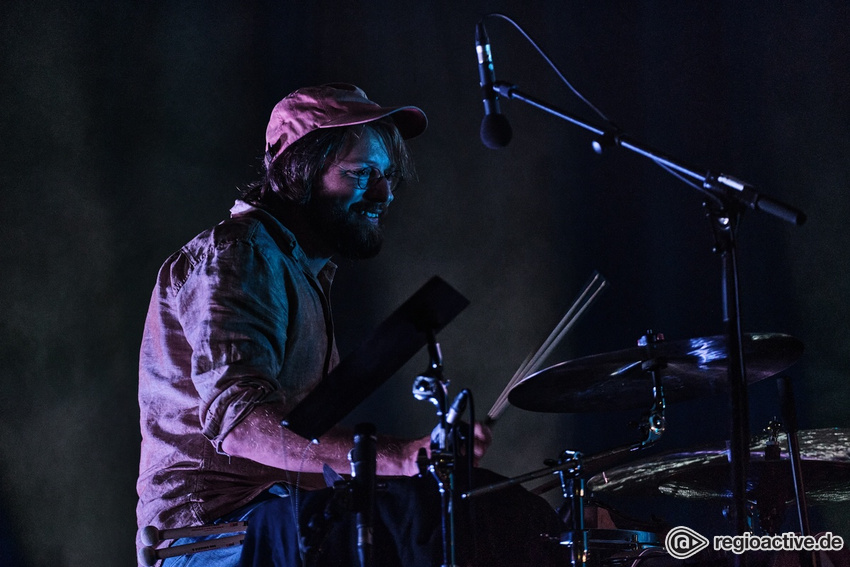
left=364, top=175, right=393, bottom=204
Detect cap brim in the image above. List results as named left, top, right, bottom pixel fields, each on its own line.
left=322, top=105, right=428, bottom=140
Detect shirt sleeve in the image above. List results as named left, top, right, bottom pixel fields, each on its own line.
left=176, top=238, right=289, bottom=449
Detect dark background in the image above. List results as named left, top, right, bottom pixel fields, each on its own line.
left=2, top=2, right=849, bottom=565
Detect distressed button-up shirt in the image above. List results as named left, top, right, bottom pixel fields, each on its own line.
left=136, top=201, right=339, bottom=532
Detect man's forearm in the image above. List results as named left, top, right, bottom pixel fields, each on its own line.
left=220, top=404, right=427, bottom=477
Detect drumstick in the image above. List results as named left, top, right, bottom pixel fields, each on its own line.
left=137, top=534, right=246, bottom=566
left=139, top=521, right=248, bottom=546
left=520, top=272, right=607, bottom=377
left=487, top=272, right=606, bottom=420
left=487, top=272, right=608, bottom=422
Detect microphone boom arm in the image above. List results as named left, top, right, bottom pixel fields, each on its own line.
left=493, top=81, right=805, bottom=226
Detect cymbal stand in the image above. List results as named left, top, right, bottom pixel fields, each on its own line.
left=463, top=334, right=668, bottom=567
left=461, top=328, right=671, bottom=497
left=560, top=332, right=666, bottom=567
left=554, top=451, right=589, bottom=567
left=637, top=331, right=668, bottom=449
left=412, top=329, right=458, bottom=567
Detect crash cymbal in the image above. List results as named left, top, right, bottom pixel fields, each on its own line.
left=507, top=333, right=804, bottom=413
left=587, top=428, right=850, bottom=504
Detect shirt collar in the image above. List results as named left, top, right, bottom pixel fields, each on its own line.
left=230, top=200, right=337, bottom=279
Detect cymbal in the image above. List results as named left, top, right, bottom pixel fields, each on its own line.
left=507, top=333, right=804, bottom=413
left=587, top=428, right=850, bottom=504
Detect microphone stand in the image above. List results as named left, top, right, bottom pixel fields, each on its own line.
left=704, top=190, right=751, bottom=541
left=412, top=329, right=458, bottom=567
left=491, top=81, right=806, bottom=556
left=349, top=423, right=377, bottom=567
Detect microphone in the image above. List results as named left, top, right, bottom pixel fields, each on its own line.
left=476, top=22, right=512, bottom=148
left=445, top=389, right=470, bottom=426
left=349, top=423, right=377, bottom=567
left=431, top=390, right=470, bottom=454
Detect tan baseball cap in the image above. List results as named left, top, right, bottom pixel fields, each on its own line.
left=265, top=83, right=428, bottom=163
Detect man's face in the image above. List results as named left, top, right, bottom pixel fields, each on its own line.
left=308, top=127, right=396, bottom=259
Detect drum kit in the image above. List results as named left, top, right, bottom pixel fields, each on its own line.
left=138, top=275, right=848, bottom=567
left=492, top=334, right=849, bottom=565
left=442, top=271, right=846, bottom=566
left=457, top=289, right=849, bottom=566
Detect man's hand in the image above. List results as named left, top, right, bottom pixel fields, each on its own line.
left=427, top=421, right=494, bottom=467
left=471, top=421, right=493, bottom=465
left=220, top=405, right=493, bottom=479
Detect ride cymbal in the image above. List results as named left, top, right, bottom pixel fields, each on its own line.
left=508, top=333, right=804, bottom=413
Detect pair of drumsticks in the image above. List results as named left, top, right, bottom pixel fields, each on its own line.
left=136, top=522, right=247, bottom=566
left=486, top=271, right=608, bottom=423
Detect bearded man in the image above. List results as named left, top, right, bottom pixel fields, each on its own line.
left=136, top=83, right=559, bottom=567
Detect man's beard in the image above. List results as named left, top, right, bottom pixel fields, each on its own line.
left=306, top=195, right=385, bottom=259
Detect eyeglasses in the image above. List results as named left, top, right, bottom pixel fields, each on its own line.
left=336, top=165, right=402, bottom=191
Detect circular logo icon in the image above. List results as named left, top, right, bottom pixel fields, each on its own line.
left=665, top=526, right=710, bottom=559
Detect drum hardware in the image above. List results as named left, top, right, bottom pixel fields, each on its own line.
left=567, top=332, right=668, bottom=567
left=413, top=327, right=467, bottom=567
left=274, top=277, right=470, bottom=566
left=579, top=373, right=836, bottom=558
left=467, top=331, right=673, bottom=566
left=462, top=446, right=668, bottom=567
left=559, top=330, right=666, bottom=567
left=507, top=330, right=676, bottom=500
left=719, top=420, right=787, bottom=536
left=560, top=468, right=589, bottom=567
left=493, top=328, right=804, bottom=565
left=635, top=331, right=667, bottom=448
left=777, top=376, right=818, bottom=567
left=561, top=529, right=663, bottom=566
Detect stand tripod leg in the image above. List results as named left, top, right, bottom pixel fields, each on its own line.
left=559, top=477, right=587, bottom=567
left=778, top=377, right=818, bottom=567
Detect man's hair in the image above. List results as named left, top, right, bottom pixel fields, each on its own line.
left=242, top=119, right=415, bottom=207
